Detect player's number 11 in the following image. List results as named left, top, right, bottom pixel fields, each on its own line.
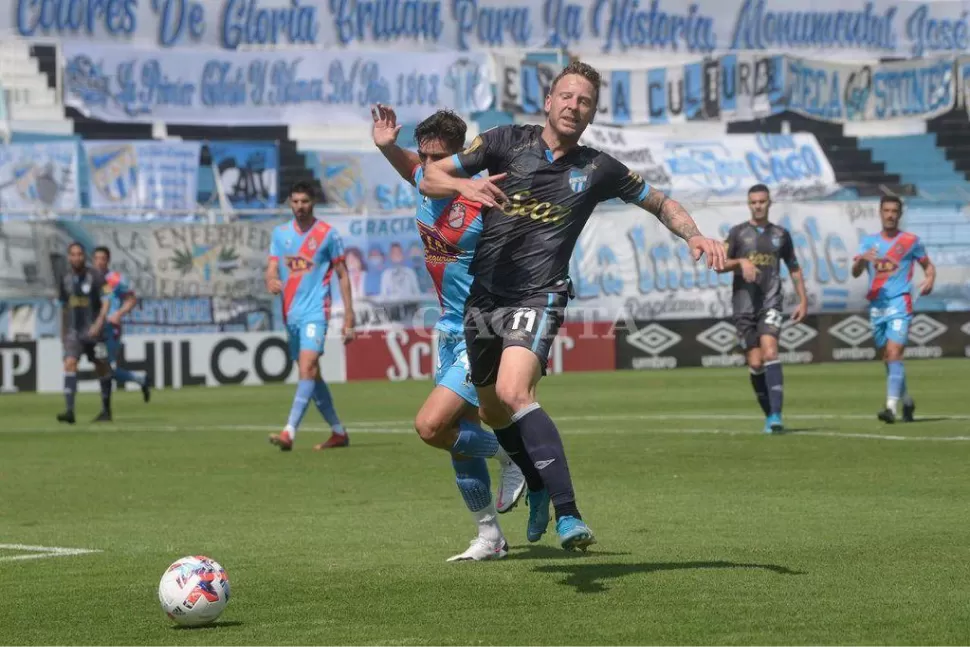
left=511, top=308, right=537, bottom=333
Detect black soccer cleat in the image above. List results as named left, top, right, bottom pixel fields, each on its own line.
left=92, top=410, right=113, bottom=423
left=902, top=400, right=915, bottom=423
left=877, top=408, right=896, bottom=424
left=141, top=378, right=152, bottom=404
left=56, top=411, right=76, bottom=425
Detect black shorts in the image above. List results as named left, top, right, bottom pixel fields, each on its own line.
left=734, top=307, right=784, bottom=351
left=64, top=332, right=107, bottom=363
left=463, top=287, right=568, bottom=387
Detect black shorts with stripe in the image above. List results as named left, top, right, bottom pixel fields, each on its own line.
left=463, top=286, right=567, bottom=387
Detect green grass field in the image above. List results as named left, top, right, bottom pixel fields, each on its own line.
left=2, top=359, right=969, bottom=645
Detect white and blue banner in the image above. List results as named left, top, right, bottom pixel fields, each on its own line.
left=83, top=140, right=202, bottom=213
left=12, top=0, right=970, bottom=61
left=305, top=150, right=419, bottom=214
left=786, top=56, right=957, bottom=123
left=63, top=43, right=493, bottom=126
left=0, top=141, right=80, bottom=214
left=209, top=142, right=278, bottom=209
left=578, top=126, right=839, bottom=202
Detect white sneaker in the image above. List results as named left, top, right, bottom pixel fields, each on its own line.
left=446, top=537, right=509, bottom=562
left=495, top=449, right=526, bottom=513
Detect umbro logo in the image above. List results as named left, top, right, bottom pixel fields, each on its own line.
left=626, top=323, right=681, bottom=355
left=828, top=315, right=872, bottom=347
left=696, top=321, right=738, bottom=354
left=779, top=323, right=817, bottom=351
left=908, top=314, right=946, bottom=346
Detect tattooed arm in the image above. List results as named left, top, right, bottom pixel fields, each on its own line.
left=637, top=188, right=725, bottom=269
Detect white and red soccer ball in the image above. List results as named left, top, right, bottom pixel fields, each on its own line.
left=158, top=555, right=230, bottom=627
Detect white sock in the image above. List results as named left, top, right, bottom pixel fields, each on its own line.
left=284, top=424, right=296, bottom=438
left=886, top=397, right=899, bottom=414
left=474, top=503, right=503, bottom=544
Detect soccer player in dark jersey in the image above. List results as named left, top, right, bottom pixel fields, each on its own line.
left=57, top=242, right=114, bottom=424
left=372, top=104, right=526, bottom=561
left=720, top=185, right=807, bottom=434
left=420, top=61, right=726, bottom=551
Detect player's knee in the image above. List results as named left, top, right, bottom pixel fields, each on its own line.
left=494, top=381, right=533, bottom=413
left=761, top=348, right=779, bottom=362
left=297, top=362, right=319, bottom=381
left=63, top=357, right=78, bottom=372
left=413, top=412, right=452, bottom=449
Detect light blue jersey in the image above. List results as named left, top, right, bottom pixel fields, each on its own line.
left=855, top=231, right=928, bottom=347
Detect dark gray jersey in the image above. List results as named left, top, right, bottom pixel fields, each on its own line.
left=725, top=222, right=799, bottom=316
left=59, top=267, right=107, bottom=337
left=453, top=124, right=650, bottom=298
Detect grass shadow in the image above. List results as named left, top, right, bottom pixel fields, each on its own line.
left=171, top=620, right=244, bottom=630
left=509, top=544, right=631, bottom=561
left=534, top=560, right=807, bottom=593
left=905, top=417, right=952, bottom=424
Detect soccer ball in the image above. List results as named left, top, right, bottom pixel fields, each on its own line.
left=158, top=555, right=230, bottom=627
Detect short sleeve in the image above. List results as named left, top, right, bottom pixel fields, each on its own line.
left=854, top=237, right=870, bottom=260
left=269, top=229, right=281, bottom=260
left=118, top=275, right=134, bottom=298
left=452, top=127, right=510, bottom=178
left=328, top=230, right=346, bottom=264
left=912, top=236, right=928, bottom=263
left=412, top=165, right=423, bottom=185
left=780, top=230, right=799, bottom=271
left=596, top=154, right=651, bottom=204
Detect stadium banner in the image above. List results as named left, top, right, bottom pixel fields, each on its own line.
left=493, top=53, right=565, bottom=117
left=9, top=0, right=970, bottom=60
left=62, top=44, right=493, bottom=126
left=578, top=127, right=839, bottom=202
left=303, top=150, right=419, bottom=215
left=786, top=57, right=957, bottom=123
left=33, top=331, right=347, bottom=393
left=614, top=312, right=970, bottom=370
left=208, top=142, right=279, bottom=209
left=83, top=140, right=202, bottom=213
left=0, top=141, right=80, bottom=214
left=0, top=341, right=37, bottom=393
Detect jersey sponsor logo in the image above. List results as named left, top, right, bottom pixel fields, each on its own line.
left=284, top=256, right=314, bottom=273
left=624, top=323, right=680, bottom=369
left=68, top=295, right=91, bottom=309
left=746, top=251, right=778, bottom=267
left=447, top=202, right=466, bottom=229
left=695, top=321, right=745, bottom=367
left=500, top=191, right=571, bottom=224
left=417, top=220, right=461, bottom=264
left=568, top=169, right=589, bottom=193
left=873, top=258, right=899, bottom=273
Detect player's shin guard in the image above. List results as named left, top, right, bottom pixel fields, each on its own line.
left=451, top=455, right=502, bottom=543
left=764, top=360, right=784, bottom=415
left=749, top=368, right=771, bottom=416
left=64, top=372, right=77, bottom=413
left=886, top=360, right=905, bottom=412
left=513, top=403, right=580, bottom=522
left=494, top=422, right=545, bottom=492
left=452, top=420, right=499, bottom=458
left=286, top=379, right=316, bottom=434
left=99, top=375, right=113, bottom=413
left=312, top=379, right=345, bottom=434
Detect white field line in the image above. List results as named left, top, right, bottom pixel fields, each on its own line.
left=0, top=544, right=102, bottom=563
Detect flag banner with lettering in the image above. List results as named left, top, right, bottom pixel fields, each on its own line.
left=304, top=150, right=420, bottom=215
left=579, top=126, right=839, bottom=202
left=11, top=0, right=970, bottom=63
left=63, top=43, right=493, bottom=126
left=209, top=142, right=279, bottom=209
left=493, top=53, right=565, bottom=117
left=83, top=140, right=202, bottom=214
left=0, top=141, right=80, bottom=215
left=786, top=57, right=956, bottom=123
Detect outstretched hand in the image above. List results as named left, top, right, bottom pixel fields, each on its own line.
left=371, top=103, right=402, bottom=148
left=458, top=173, right=508, bottom=208
left=688, top=236, right=727, bottom=270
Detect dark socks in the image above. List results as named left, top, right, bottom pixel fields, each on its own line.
left=493, top=422, right=544, bottom=492
left=513, top=404, right=580, bottom=521
left=765, top=360, right=784, bottom=415
left=749, top=369, right=770, bottom=416
left=99, top=376, right=113, bottom=413
left=64, top=373, right=77, bottom=413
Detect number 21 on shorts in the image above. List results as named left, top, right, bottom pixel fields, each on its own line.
left=763, top=309, right=783, bottom=328
left=511, top=308, right=536, bottom=332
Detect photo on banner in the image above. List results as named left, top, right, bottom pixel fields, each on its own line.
left=208, top=141, right=279, bottom=209
left=305, top=150, right=419, bottom=214
left=83, top=140, right=202, bottom=216
left=0, top=141, right=80, bottom=214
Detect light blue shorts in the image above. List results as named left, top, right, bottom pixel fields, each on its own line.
left=870, top=302, right=911, bottom=348
left=435, top=332, right=479, bottom=407
left=286, top=320, right=327, bottom=361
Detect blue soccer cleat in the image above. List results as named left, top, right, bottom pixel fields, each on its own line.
left=764, top=413, right=783, bottom=434
left=556, top=515, right=596, bottom=552
left=526, top=489, right=551, bottom=543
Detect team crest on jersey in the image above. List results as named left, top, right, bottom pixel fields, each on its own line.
left=285, top=256, right=314, bottom=272
left=771, top=233, right=783, bottom=248
left=307, top=237, right=318, bottom=251
left=417, top=220, right=461, bottom=264
left=874, top=258, right=899, bottom=273
left=568, top=169, right=589, bottom=193
left=447, top=202, right=466, bottom=229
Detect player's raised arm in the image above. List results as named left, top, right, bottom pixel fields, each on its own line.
left=371, top=104, right=421, bottom=185
left=419, top=129, right=508, bottom=207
